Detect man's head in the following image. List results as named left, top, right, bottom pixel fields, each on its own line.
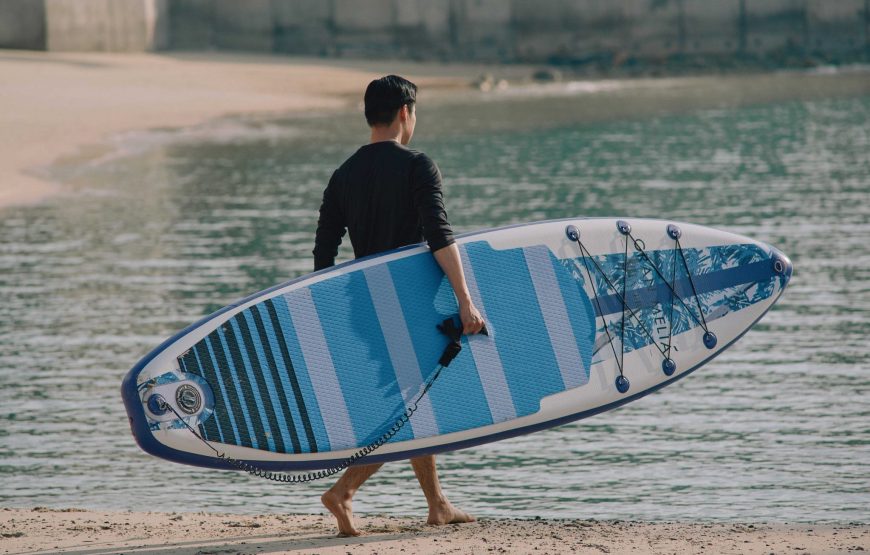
left=364, top=75, right=417, bottom=144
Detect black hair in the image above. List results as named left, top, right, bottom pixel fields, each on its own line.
left=364, top=75, right=417, bottom=126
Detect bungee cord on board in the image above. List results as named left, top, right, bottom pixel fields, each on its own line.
left=566, top=221, right=717, bottom=391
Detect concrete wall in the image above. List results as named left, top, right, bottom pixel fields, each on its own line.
left=0, top=0, right=45, bottom=50
left=0, top=0, right=867, bottom=64
left=167, top=0, right=213, bottom=50
left=807, top=0, right=865, bottom=55
left=44, top=0, right=168, bottom=51
left=0, top=0, right=168, bottom=51
left=743, top=0, right=806, bottom=53
left=272, top=0, right=333, bottom=56
left=683, top=0, right=743, bottom=55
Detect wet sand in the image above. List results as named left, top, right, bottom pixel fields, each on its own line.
left=2, top=507, right=868, bottom=555
left=0, top=51, right=480, bottom=209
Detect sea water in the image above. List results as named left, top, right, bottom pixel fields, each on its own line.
left=1, top=71, right=868, bottom=522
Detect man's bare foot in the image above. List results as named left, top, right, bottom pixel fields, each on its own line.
left=321, top=490, right=361, bottom=537
left=427, top=500, right=476, bottom=526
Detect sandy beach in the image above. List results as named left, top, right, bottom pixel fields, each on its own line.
left=1, top=507, right=867, bottom=555
left=0, top=51, right=484, bottom=209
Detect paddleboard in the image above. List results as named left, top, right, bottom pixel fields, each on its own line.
left=121, top=217, right=792, bottom=471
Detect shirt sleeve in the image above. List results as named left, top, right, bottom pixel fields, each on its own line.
left=411, top=153, right=455, bottom=252
left=312, top=171, right=347, bottom=271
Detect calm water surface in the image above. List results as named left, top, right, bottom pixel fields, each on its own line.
left=1, top=73, right=868, bottom=522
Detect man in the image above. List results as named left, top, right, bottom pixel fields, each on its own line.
left=313, top=75, right=483, bottom=537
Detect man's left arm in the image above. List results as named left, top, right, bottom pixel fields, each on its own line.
left=313, top=171, right=346, bottom=271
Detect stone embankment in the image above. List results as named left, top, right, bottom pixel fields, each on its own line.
left=0, top=1, right=868, bottom=67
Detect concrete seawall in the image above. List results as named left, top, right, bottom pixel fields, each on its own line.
left=1, top=0, right=868, bottom=65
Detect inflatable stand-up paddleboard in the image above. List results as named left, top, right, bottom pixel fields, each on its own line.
left=122, top=217, right=792, bottom=473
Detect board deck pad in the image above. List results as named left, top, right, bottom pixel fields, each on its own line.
left=178, top=241, right=597, bottom=454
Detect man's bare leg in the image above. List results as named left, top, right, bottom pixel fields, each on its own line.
left=410, top=455, right=476, bottom=525
left=321, top=463, right=383, bottom=537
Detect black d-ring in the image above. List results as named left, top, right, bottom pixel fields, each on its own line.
left=616, top=220, right=631, bottom=235
left=667, top=224, right=682, bottom=240
left=773, top=258, right=785, bottom=274
left=566, top=225, right=580, bottom=242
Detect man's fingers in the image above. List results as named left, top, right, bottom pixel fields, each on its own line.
left=463, top=319, right=484, bottom=335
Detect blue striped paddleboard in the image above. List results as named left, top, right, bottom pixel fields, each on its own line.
left=121, top=217, right=792, bottom=472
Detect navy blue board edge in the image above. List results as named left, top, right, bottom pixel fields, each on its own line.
left=121, top=218, right=792, bottom=471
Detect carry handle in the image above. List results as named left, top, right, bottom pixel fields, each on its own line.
left=436, top=315, right=488, bottom=367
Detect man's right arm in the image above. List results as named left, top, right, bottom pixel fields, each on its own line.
left=433, top=243, right=485, bottom=335
left=412, top=154, right=484, bottom=335
left=313, top=172, right=346, bottom=271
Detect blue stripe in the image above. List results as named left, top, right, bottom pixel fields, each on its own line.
left=549, top=256, right=596, bottom=386
left=270, top=296, right=331, bottom=452
left=242, top=309, right=299, bottom=453
left=523, top=246, right=593, bottom=389
left=458, top=245, right=518, bottom=424
left=281, top=290, right=359, bottom=450
left=228, top=318, right=277, bottom=452
left=464, top=241, right=564, bottom=417
left=592, top=259, right=773, bottom=316
left=189, top=347, right=225, bottom=444
left=388, top=253, right=495, bottom=434
left=308, top=271, right=415, bottom=445
left=253, top=303, right=312, bottom=453
left=364, top=265, right=439, bottom=439
left=216, top=327, right=259, bottom=450
left=204, top=336, right=241, bottom=445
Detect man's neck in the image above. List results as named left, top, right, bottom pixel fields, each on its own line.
left=370, top=126, right=402, bottom=145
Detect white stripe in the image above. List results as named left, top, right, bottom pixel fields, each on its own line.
left=283, top=288, right=357, bottom=450
left=523, top=246, right=586, bottom=388
left=363, top=265, right=440, bottom=439
left=459, top=245, right=517, bottom=423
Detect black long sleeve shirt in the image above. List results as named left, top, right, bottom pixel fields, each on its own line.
left=313, top=141, right=455, bottom=271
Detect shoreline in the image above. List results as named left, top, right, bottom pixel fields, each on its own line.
left=2, top=51, right=869, bottom=212
left=2, top=507, right=867, bottom=555
left=0, top=51, right=487, bottom=210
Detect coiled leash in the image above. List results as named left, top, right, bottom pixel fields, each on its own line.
left=160, top=315, right=486, bottom=483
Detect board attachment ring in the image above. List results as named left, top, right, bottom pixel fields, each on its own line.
left=703, top=331, right=718, bottom=349
left=773, top=258, right=785, bottom=274
left=616, top=220, right=631, bottom=235
left=615, top=375, right=630, bottom=393
left=147, top=394, right=167, bottom=416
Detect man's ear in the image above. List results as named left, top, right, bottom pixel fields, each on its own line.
left=398, top=104, right=409, bottom=122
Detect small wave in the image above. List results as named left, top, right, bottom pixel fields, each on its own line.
left=488, top=77, right=680, bottom=99
left=59, top=116, right=307, bottom=172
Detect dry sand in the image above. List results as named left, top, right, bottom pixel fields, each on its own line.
left=2, top=507, right=868, bottom=555
left=0, top=50, right=479, bottom=209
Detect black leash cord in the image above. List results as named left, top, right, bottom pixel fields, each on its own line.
left=161, top=363, right=445, bottom=484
